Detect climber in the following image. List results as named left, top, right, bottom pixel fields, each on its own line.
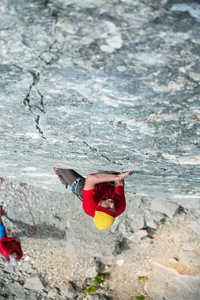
left=54, top=168, right=133, bottom=230
left=0, top=207, right=23, bottom=266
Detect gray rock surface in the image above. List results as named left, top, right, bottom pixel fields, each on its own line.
left=0, top=179, right=200, bottom=299
left=179, top=250, right=198, bottom=266
left=90, top=295, right=108, bottom=300
left=150, top=198, right=180, bottom=218
left=145, top=262, right=200, bottom=300
left=59, top=282, right=77, bottom=298
left=128, top=229, right=149, bottom=242
left=0, top=0, right=200, bottom=299
left=146, top=218, right=157, bottom=230
left=47, top=290, right=58, bottom=299
left=24, top=294, right=38, bottom=300
left=130, top=213, right=145, bottom=232
left=24, top=277, right=44, bottom=292
left=0, top=0, right=199, bottom=204
left=7, top=282, right=25, bottom=300
left=189, top=219, right=200, bottom=236
left=65, top=218, right=122, bottom=258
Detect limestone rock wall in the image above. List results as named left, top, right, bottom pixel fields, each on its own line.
left=0, top=0, right=199, bottom=201
left=0, top=0, right=200, bottom=299
left=145, top=262, right=200, bottom=300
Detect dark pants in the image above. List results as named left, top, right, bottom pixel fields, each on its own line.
left=55, top=168, right=85, bottom=200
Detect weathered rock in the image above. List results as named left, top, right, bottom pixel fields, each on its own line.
left=47, top=289, right=58, bottom=299
left=52, top=215, right=61, bottom=225
left=21, top=262, right=32, bottom=274
left=169, top=257, right=179, bottom=265
left=128, top=229, right=148, bottom=242
left=7, top=282, right=25, bottom=300
left=179, top=250, right=198, bottom=266
left=4, top=266, right=16, bottom=275
left=126, top=198, right=142, bottom=219
left=0, top=0, right=200, bottom=299
left=130, top=213, right=145, bottom=232
left=145, top=262, right=200, bottom=300
left=170, top=195, right=200, bottom=210
left=116, top=259, right=125, bottom=267
left=146, top=218, right=157, bottom=230
left=6, top=206, right=23, bottom=221
left=150, top=199, right=180, bottom=218
left=24, top=277, right=44, bottom=292
left=65, top=217, right=121, bottom=258
left=24, top=293, right=38, bottom=300
left=110, top=218, right=120, bottom=233
left=85, top=265, right=98, bottom=279
left=0, top=0, right=199, bottom=204
left=90, top=294, right=108, bottom=300
left=0, top=257, right=5, bottom=265
left=189, top=219, right=200, bottom=236
left=118, top=222, right=127, bottom=235
left=59, top=282, right=77, bottom=298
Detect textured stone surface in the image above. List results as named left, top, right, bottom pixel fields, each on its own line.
left=189, top=219, right=200, bottom=236
left=130, top=214, right=145, bottom=232
left=0, top=0, right=199, bottom=205
left=0, top=0, right=200, bottom=299
left=59, top=282, right=77, bottom=298
left=145, top=262, right=200, bottom=300
left=65, top=217, right=122, bottom=258
left=7, top=282, right=25, bottom=300
left=0, top=179, right=200, bottom=299
left=150, top=198, right=179, bottom=218
left=24, top=277, right=44, bottom=292
left=47, top=290, right=58, bottom=299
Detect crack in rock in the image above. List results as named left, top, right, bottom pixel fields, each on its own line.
left=83, top=142, right=122, bottom=165
left=38, top=40, right=58, bottom=65
left=35, top=116, right=46, bottom=139
left=23, top=71, right=46, bottom=139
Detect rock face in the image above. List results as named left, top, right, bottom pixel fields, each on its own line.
left=0, top=0, right=199, bottom=203
left=0, top=0, right=200, bottom=299
left=59, top=282, right=77, bottom=298
left=7, top=282, right=25, bottom=300
left=24, top=277, right=44, bottom=292
left=145, top=262, right=200, bottom=300
left=65, top=217, right=122, bottom=258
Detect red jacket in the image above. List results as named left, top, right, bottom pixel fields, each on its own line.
left=0, top=237, right=23, bottom=263
left=83, top=182, right=126, bottom=218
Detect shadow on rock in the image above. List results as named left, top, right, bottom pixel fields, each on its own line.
left=5, top=216, right=65, bottom=240
left=112, top=237, right=130, bottom=256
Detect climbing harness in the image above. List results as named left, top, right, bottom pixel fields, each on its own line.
left=71, top=177, right=83, bottom=195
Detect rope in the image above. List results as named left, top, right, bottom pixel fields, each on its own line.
left=0, top=178, right=37, bottom=238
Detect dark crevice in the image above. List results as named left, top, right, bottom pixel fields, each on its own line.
left=21, top=39, right=30, bottom=48
left=174, top=205, right=187, bottom=216
left=37, top=90, right=44, bottom=107
left=39, top=55, right=52, bottom=65
left=23, top=71, right=46, bottom=139
left=51, top=9, right=58, bottom=18
left=35, top=116, right=46, bottom=139
left=38, top=40, right=59, bottom=65
left=12, top=64, right=23, bottom=70
left=29, top=70, right=40, bottom=86
left=36, top=124, right=46, bottom=139
left=173, top=257, right=179, bottom=261
left=146, top=227, right=156, bottom=238
left=44, top=0, right=52, bottom=7
left=83, top=141, right=123, bottom=165
left=113, top=237, right=130, bottom=256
